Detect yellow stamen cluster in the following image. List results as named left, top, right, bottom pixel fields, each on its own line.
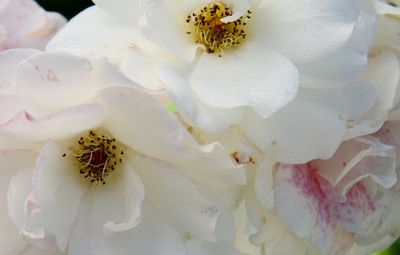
left=73, top=130, right=125, bottom=185
left=186, top=2, right=252, bottom=56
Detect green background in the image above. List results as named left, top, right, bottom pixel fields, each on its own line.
left=34, top=0, right=400, bottom=254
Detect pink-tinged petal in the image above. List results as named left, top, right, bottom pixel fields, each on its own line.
left=255, top=0, right=362, bottom=63
left=0, top=150, right=36, bottom=255
left=156, top=57, right=244, bottom=132
left=0, top=0, right=66, bottom=50
left=94, top=87, right=192, bottom=161
left=0, top=95, right=44, bottom=124
left=130, top=155, right=220, bottom=241
left=190, top=41, right=298, bottom=119
left=16, top=51, right=114, bottom=110
left=91, top=164, right=144, bottom=233
left=69, top=197, right=186, bottom=255
left=0, top=103, right=107, bottom=142
left=47, top=7, right=139, bottom=65
left=274, top=164, right=340, bottom=253
left=0, top=48, right=39, bottom=94
left=313, top=137, right=397, bottom=200
left=241, top=88, right=348, bottom=163
left=24, top=141, right=87, bottom=252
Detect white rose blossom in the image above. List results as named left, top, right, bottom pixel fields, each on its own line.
left=0, top=0, right=66, bottom=51
left=46, top=0, right=378, bottom=164
left=0, top=49, right=246, bottom=255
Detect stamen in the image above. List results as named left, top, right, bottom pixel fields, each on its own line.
left=72, top=130, right=125, bottom=185
left=185, top=2, right=252, bottom=56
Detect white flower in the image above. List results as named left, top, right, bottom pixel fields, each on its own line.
left=47, top=0, right=369, bottom=133
left=0, top=0, right=66, bottom=51
left=0, top=49, right=245, bottom=255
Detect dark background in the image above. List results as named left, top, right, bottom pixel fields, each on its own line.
left=35, top=0, right=93, bottom=19
left=33, top=0, right=400, bottom=254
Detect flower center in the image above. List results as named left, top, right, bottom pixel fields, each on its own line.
left=186, top=2, right=252, bottom=56
left=73, top=130, right=125, bottom=185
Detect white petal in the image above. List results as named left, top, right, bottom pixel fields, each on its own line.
left=69, top=199, right=186, bottom=255
left=254, top=159, right=276, bottom=211
left=90, top=163, right=144, bottom=233
left=24, top=141, right=87, bottom=251
left=156, top=57, right=244, bottom=132
left=47, top=7, right=139, bottom=64
left=0, top=150, right=36, bottom=255
left=94, top=87, right=192, bottom=161
left=190, top=41, right=298, bottom=118
left=0, top=48, right=39, bottom=94
left=241, top=88, right=348, bottom=163
left=95, top=0, right=160, bottom=26
left=0, top=103, right=107, bottom=142
left=185, top=240, right=242, bottom=255
left=140, top=2, right=198, bottom=62
left=255, top=0, right=362, bottom=63
left=130, top=155, right=220, bottom=241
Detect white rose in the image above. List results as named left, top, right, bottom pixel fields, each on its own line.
left=0, top=49, right=245, bottom=255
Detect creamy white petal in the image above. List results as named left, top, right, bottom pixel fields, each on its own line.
left=94, top=87, right=192, bottom=161
left=47, top=6, right=139, bottom=64
left=24, top=141, right=87, bottom=252
left=185, top=240, right=243, bottom=255
left=69, top=198, right=186, bottom=255
left=241, top=88, right=348, bottom=163
left=0, top=103, right=107, bottom=142
left=156, top=57, right=244, bottom=132
left=90, top=163, right=144, bottom=233
left=190, top=41, right=298, bottom=118
left=255, top=0, right=362, bottom=63
left=130, top=155, right=220, bottom=241
left=0, top=150, right=36, bottom=255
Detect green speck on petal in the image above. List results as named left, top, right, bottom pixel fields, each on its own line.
left=165, top=101, right=177, bottom=113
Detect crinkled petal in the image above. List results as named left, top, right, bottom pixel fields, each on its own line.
left=190, top=41, right=298, bottom=118
left=346, top=51, right=400, bottom=139
left=47, top=6, right=139, bottom=64
left=24, top=141, right=87, bottom=251
left=0, top=103, right=107, bottom=142
left=94, top=87, right=192, bottom=161
left=255, top=0, right=362, bottom=63
left=156, top=57, right=244, bottom=132
left=313, top=136, right=397, bottom=200
left=241, top=88, right=348, bottom=163
left=130, top=155, right=220, bottom=241
left=0, top=95, right=45, bottom=124
left=91, top=163, right=144, bottom=233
